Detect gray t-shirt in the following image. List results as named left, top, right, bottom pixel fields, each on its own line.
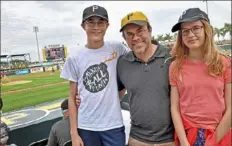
left=47, top=118, right=71, bottom=146
left=117, top=44, right=174, bottom=144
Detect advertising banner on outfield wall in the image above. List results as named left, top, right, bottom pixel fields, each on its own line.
left=30, top=67, right=44, bottom=73
left=6, top=70, right=16, bottom=76
left=44, top=65, right=57, bottom=71
left=15, top=69, right=29, bottom=75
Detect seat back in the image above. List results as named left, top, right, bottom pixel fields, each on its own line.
left=28, top=138, right=48, bottom=146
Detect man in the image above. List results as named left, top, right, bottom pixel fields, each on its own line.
left=0, top=97, right=3, bottom=111
left=60, top=5, right=128, bottom=146
left=0, top=121, right=17, bottom=146
left=47, top=99, right=71, bottom=146
left=117, top=11, right=175, bottom=146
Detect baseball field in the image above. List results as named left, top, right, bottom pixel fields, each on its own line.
left=1, top=71, right=69, bottom=112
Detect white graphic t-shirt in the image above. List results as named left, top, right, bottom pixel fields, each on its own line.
left=60, top=41, right=129, bottom=131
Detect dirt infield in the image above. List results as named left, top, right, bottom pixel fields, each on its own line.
left=1, top=81, right=68, bottom=95
left=2, top=80, right=32, bottom=86
left=1, top=72, right=60, bottom=83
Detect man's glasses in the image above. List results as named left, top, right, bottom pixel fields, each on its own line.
left=124, top=28, right=147, bottom=40
left=181, top=25, right=204, bottom=36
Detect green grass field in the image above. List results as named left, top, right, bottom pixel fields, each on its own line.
left=1, top=71, right=69, bottom=112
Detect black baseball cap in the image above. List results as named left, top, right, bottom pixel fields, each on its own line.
left=61, top=99, right=68, bottom=111
left=171, top=8, right=210, bottom=32
left=82, top=5, right=108, bottom=23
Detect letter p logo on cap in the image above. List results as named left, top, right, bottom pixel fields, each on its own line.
left=92, top=5, right=98, bottom=12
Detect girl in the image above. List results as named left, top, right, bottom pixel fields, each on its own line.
left=169, top=8, right=231, bottom=146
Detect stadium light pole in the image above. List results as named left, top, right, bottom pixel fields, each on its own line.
left=203, top=0, right=209, bottom=18
left=33, top=26, right=41, bottom=62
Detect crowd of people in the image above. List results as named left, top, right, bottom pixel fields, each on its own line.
left=60, top=4, right=231, bottom=146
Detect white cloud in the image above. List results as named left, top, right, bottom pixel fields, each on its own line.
left=1, top=1, right=231, bottom=61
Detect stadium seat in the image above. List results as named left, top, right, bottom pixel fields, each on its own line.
left=28, top=138, right=48, bottom=146
left=63, top=140, right=71, bottom=146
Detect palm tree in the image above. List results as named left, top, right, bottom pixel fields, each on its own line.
left=224, top=23, right=232, bottom=40
left=203, top=0, right=209, bottom=16
left=157, top=34, right=163, bottom=43
left=173, top=32, right=178, bottom=40
left=220, top=28, right=227, bottom=41
left=163, top=35, right=167, bottom=43
left=165, top=33, right=173, bottom=42
left=161, top=35, right=168, bottom=44
left=152, top=35, right=156, bottom=40
left=214, top=27, right=221, bottom=42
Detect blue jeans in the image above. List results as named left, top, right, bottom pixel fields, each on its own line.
left=78, top=126, right=125, bottom=146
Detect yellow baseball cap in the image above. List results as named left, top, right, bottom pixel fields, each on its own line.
left=120, top=11, right=150, bottom=32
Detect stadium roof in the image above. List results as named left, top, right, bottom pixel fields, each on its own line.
left=0, top=53, right=30, bottom=58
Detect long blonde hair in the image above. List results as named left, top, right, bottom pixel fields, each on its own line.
left=171, top=19, right=228, bottom=81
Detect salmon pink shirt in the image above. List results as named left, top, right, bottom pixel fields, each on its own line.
left=169, top=56, right=231, bottom=130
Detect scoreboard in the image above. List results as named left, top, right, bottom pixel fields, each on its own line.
left=42, top=44, right=68, bottom=61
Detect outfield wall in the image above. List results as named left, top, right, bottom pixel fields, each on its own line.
left=1, top=64, right=63, bottom=76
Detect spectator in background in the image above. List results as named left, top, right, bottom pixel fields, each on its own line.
left=0, top=121, right=17, bottom=146
left=0, top=97, right=3, bottom=111
left=47, top=99, right=71, bottom=146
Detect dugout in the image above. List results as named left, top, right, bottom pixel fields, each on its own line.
left=0, top=53, right=31, bottom=70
